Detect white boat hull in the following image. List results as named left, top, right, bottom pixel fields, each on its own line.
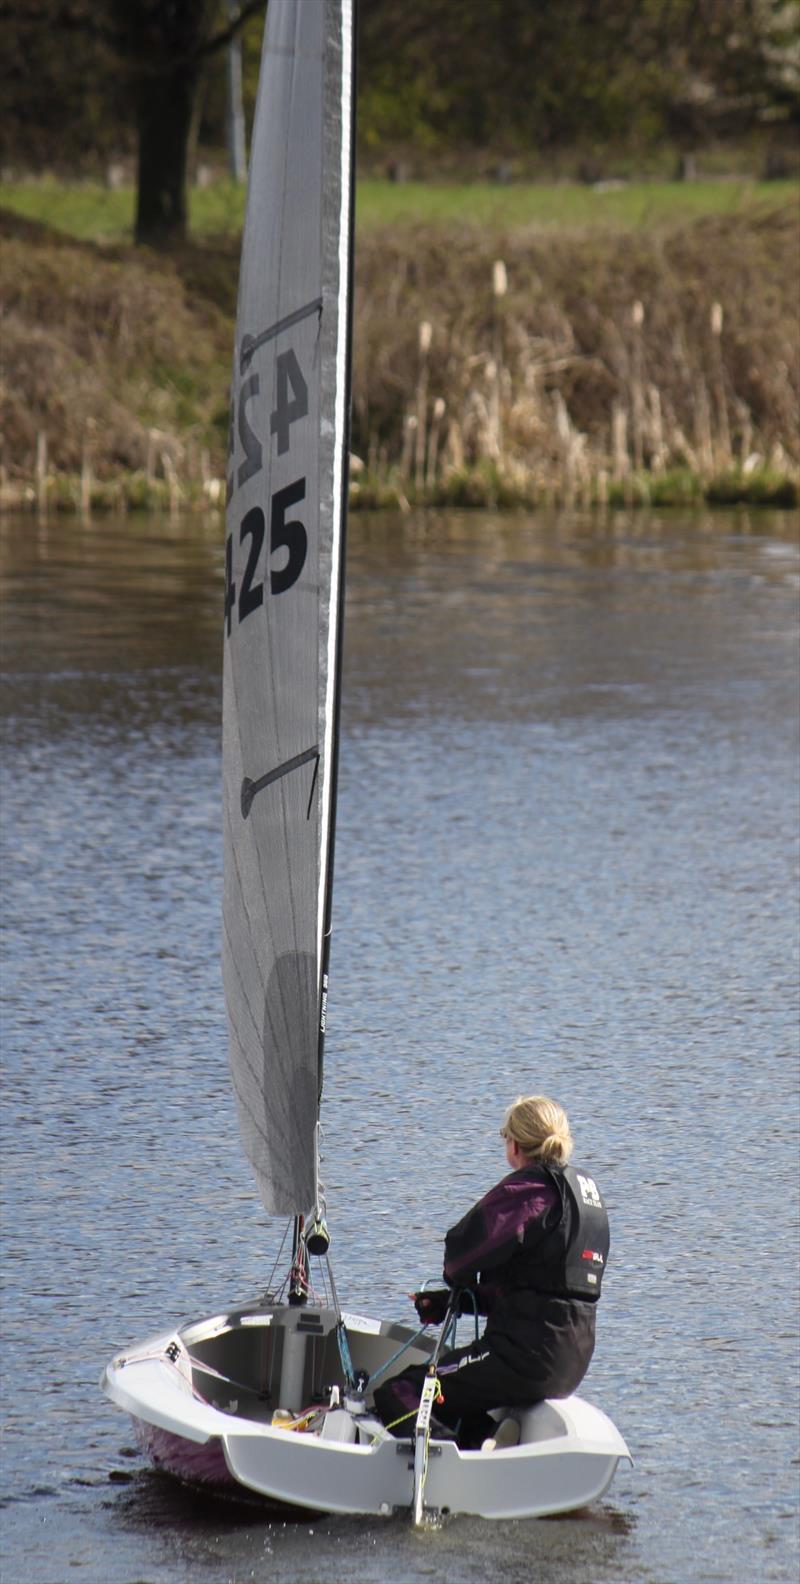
left=101, top=1302, right=630, bottom=1518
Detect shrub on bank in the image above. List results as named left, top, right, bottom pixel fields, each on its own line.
left=705, top=467, right=798, bottom=508
left=1, top=201, right=797, bottom=511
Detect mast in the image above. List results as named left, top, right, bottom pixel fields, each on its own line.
left=293, top=0, right=356, bottom=1302
left=317, top=0, right=357, bottom=1107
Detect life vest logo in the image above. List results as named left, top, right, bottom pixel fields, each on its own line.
left=581, top=1248, right=604, bottom=1264
left=577, top=1173, right=602, bottom=1208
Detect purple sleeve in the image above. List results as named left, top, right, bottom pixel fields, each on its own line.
left=443, top=1172, right=559, bottom=1285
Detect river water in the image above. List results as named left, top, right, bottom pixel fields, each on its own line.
left=1, top=506, right=798, bottom=1584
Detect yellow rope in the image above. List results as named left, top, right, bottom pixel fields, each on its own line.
left=384, top=1376, right=445, bottom=1433
left=277, top=1374, right=449, bottom=1438
left=272, top=1407, right=319, bottom=1432
left=383, top=1406, right=418, bottom=1432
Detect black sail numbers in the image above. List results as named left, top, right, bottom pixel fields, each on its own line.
left=225, top=331, right=313, bottom=637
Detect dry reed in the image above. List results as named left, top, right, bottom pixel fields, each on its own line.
left=351, top=206, right=799, bottom=505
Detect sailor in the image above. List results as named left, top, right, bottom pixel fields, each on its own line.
left=372, top=1095, right=609, bottom=1448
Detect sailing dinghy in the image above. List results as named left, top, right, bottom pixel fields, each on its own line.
left=101, top=0, right=631, bottom=1521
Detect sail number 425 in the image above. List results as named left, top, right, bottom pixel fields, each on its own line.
left=224, top=347, right=309, bottom=636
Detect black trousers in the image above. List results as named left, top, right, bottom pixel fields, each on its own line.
left=372, top=1339, right=548, bottom=1449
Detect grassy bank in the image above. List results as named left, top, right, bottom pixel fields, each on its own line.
left=1, top=174, right=796, bottom=242
left=1, top=187, right=798, bottom=513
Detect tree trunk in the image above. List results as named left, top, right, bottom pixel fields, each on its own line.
left=134, top=66, right=198, bottom=248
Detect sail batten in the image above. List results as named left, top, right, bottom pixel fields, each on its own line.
left=223, top=0, right=355, bottom=1217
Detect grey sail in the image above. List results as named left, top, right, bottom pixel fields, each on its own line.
left=222, top=0, right=355, bottom=1215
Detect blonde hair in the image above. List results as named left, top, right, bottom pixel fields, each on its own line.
left=500, top=1095, right=573, bottom=1166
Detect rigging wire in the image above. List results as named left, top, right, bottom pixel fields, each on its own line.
left=263, top=1218, right=292, bottom=1298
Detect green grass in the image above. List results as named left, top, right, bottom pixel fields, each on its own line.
left=0, top=180, right=136, bottom=240
left=356, top=177, right=799, bottom=231
left=0, top=180, right=246, bottom=242
left=11, top=461, right=795, bottom=517
left=1, top=175, right=797, bottom=245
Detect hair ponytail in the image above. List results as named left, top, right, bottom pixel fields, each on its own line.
left=501, top=1095, right=573, bottom=1166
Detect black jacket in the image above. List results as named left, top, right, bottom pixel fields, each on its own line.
left=442, top=1162, right=610, bottom=1391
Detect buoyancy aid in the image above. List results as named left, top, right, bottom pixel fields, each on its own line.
left=504, top=1163, right=610, bottom=1301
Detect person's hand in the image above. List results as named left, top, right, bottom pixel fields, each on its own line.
left=410, top=1288, right=451, bottom=1325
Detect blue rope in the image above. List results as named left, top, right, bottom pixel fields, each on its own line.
left=335, top=1319, right=356, bottom=1390
left=442, top=1311, right=459, bottom=1351
left=343, top=1288, right=480, bottom=1396
left=364, top=1323, right=431, bottom=1389
left=364, top=1288, right=479, bottom=1390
